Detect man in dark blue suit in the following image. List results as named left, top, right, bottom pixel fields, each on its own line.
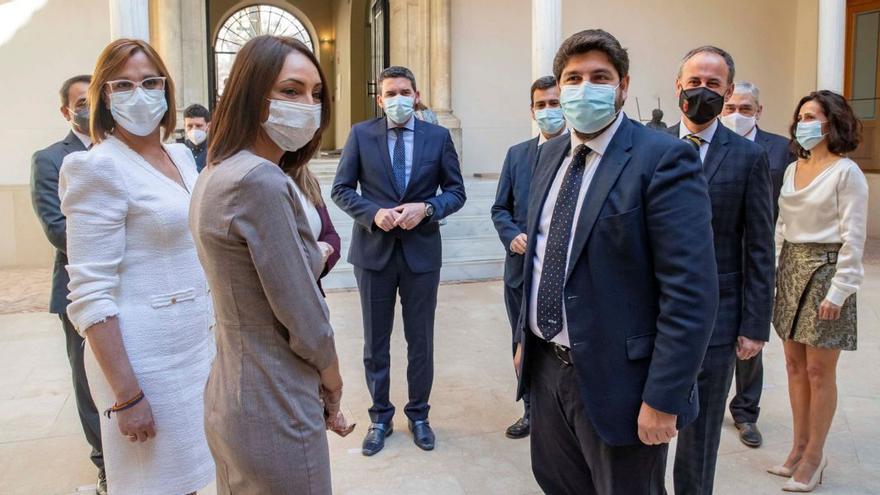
left=669, top=48, right=775, bottom=495
left=491, top=75, right=567, bottom=440
left=332, top=66, right=466, bottom=456
left=721, top=81, right=795, bottom=448
left=30, top=75, right=105, bottom=495
left=515, top=30, right=718, bottom=494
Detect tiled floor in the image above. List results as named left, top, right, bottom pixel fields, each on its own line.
left=1, top=268, right=879, bottom=494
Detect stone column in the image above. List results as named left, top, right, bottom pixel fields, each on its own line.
left=817, top=0, right=846, bottom=93
left=429, top=0, right=462, bottom=158
left=109, top=0, right=150, bottom=41
left=532, top=0, right=561, bottom=81
left=149, top=0, right=210, bottom=134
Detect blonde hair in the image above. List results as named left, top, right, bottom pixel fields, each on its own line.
left=88, top=38, right=176, bottom=142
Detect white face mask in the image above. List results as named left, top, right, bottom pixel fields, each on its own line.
left=109, top=87, right=167, bottom=136
left=262, top=99, right=322, bottom=152
left=720, top=112, right=757, bottom=137
left=187, top=129, right=207, bottom=146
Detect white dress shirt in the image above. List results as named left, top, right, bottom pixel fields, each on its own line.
left=776, top=158, right=869, bottom=306
left=744, top=125, right=758, bottom=142
left=538, top=128, right=569, bottom=146
left=289, top=178, right=322, bottom=240
left=72, top=128, right=92, bottom=149
left=529, top=112, right=625, bottom=348
left=678, top=118, right=718, bottom=162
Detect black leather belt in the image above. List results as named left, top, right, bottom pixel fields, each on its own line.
left=538, top=338, right=573, bottom=367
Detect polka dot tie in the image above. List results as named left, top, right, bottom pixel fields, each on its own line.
left=536, top=144, right=591, bottom=341
left=392, top=127, right=407, bottom=195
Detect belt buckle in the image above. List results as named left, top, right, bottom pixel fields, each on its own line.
left=553, top=343, right=572, bottom=367
left=827, top=252, right=838, bottom=264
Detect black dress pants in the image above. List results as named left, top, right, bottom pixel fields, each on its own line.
left=529, top=339, right=668, bottom=495
left=60, top=313, right=103, bottom=469
left=354, top=243, right=440, bottom=425
left=503, top=282, right=530, bottom=418
left=728, top=350, right=763, bottom=424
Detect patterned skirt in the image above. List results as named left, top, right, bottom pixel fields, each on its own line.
left=773, top=242, right=857, bottom=350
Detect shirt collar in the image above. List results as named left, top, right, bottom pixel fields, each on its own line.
left=745, top=125, right=758, bottom=142
left=72, top=128, right=92, bottom=149
left=539, top=128, right=568, bottom=146
left=387, top=116, right=416, bottom=131
left=571, top=112, right=625, bottom=157
left=678, top=118, right=718, bottom=143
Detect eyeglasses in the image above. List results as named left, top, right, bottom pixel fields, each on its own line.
left=105, top=77, right=166, bottom=94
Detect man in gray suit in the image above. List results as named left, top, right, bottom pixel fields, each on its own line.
left=30, top=74, right=105, bottom=495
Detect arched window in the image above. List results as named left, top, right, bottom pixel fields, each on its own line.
left=214, top=4, right=314, bottom=96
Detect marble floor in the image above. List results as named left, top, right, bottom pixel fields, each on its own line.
left=1, top=269, right=879, bottom=494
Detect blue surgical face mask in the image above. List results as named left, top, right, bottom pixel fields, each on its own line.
left=560, top=82, right=619, bottom=134
left=534, top=107, right=565, bottom=135
left=383, top=95, right=415, bottom=124
left=795, top=120, right=827, bottom=151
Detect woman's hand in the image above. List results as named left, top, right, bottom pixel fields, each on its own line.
left=316, top=241, right=335, bottom=265
left=818, top=299, right=842, bottom=320
left=117, top=397, right=156, bottom=442
left=321, top=386, right=355, bottom=437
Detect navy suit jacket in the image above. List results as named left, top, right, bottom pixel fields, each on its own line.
left=332, top=117, right=466, bottom=273
left=755, top=127, right=795, bottom=218
left=30, top=131, right=87, bottom=314
left=491, top=136, right=539, bottom=288
left=518, top=117, right=718, bottom=446
left=668, top=122, right=775, bottom=346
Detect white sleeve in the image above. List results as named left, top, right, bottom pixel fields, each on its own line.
left=825, top=163, right=869, bottom=306
left=59, top=151, right=129, bottom=334
left=774, top=215, right=784, bottom=266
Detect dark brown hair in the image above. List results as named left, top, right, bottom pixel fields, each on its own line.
left=208, top=35, right=330, bottom=206
left=789, top=90, right=862, bottom=159
left=88, top=39, right=176, bottom=143
left=60, top=75, right=91, bottom=107
left=530, top=76, right=557, bottom=105
left=553, top=29, right=629, bottom=81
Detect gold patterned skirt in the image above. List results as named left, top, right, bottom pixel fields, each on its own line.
left=773, top=242, right=857, bottom=350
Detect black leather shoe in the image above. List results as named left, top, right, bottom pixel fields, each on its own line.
left=362, top=422, right=393, bottom=456
left=409, top=420, right=435, bottom=451
left=96, top=468, right=108, bottom=495
left=505, top=416, right=530, bottom=439
left=736, top=422, right=763, bottom=448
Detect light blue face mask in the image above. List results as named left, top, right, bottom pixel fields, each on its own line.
left=534, top=107, right=565, bottom=135
left=560, top=82, right=619, bottom=134
left=383, top=95, right=415, bottom=124
left=795, top=120, right=827, bottom=151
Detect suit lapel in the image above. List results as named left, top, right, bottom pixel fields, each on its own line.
left=703, top=124, right=729, bottom=183
left=527, top=135, right=570, bottom=240
left=565, top=118, right=633, bottom=282
left=373, top=118, right=400, bottom=200
left=63, top=130, right=87, bottom=153
left=526, top=136, right=540, bottom=173
left=404, top=119, right=426, bottom=197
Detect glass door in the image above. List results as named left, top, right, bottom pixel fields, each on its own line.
left=368, top=0, right=389, bottom=118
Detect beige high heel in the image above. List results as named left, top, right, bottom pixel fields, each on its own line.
left=782, top=456, right=828, bottom=492
left=768, top=464, right=795, bottom=477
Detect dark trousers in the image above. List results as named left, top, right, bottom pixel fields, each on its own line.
left=674, top=343, right=736, bottom=495
left=503, top=283, right=530, bottom=418
left=728, top=351, right=763, bottom=424
left=60, top=313, right=103, bottom=469
left=530, top=339, right=668, bottom=495
left=354, top=244, right=440, bottom=425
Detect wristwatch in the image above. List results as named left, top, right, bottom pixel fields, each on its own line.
left=424, top=202, right=435, bottom=217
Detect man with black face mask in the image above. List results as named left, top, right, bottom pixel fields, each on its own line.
left=668, top=46, right=775, bottom=495
left=30, top=74, right=106, bottom=495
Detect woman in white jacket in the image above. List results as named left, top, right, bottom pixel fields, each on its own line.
left=59, top=38, right=214, bottom=494
left=769, top=90, right=868, bottom=492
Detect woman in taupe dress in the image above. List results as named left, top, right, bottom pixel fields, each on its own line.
left=769, top=91, right=868, bottom=492
left=189, top=36, right=353, bottom=494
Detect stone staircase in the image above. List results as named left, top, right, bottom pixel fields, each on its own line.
left=317, top=162, right=505, bottom=290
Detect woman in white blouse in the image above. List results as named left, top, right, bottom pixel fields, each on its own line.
left=59, top=39, right=214, bottom=494
left=769, top=90, right=868, bottom=492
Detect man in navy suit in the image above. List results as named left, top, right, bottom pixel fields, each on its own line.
left=720, top=81, right=795, bottom=448
left=669, top=48, right=775, bottom=495
left=30, top=75, right=105, bottom=495
left=332, top=66, right=466, bottom=456
left=515, top=30, right=718, bottom=493
left=491, top=75, right=567, bottom=440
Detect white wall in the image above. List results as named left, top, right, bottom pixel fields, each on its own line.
left=0, top=0, right=111, bottom=266
left=450, top=0, right=819, bottom=176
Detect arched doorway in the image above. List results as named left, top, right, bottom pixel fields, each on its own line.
left=210, top=4, right=315, bottom=102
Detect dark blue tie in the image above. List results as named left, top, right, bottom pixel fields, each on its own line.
left=536, top=144, right=591, bottom=341
left=392, top=127, right=407, bottom=195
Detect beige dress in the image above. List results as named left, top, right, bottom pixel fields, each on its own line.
left=189, top=150, right=338, bottom=494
